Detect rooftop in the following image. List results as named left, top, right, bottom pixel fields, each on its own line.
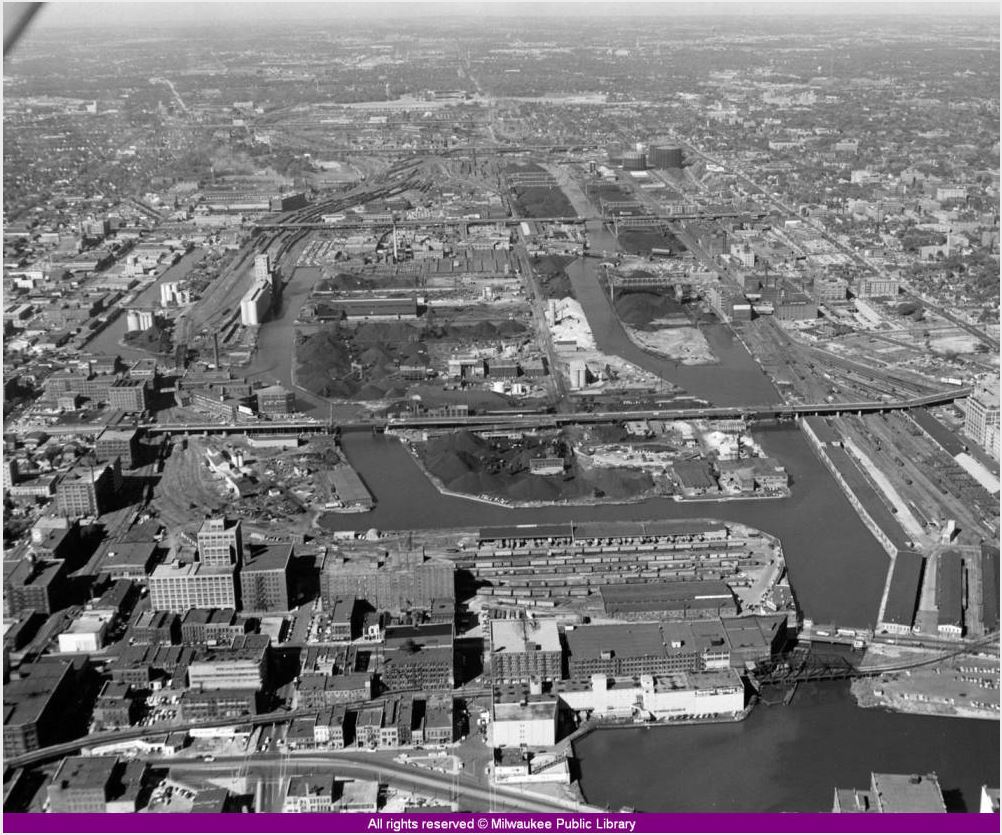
left=872, top=773, right=947, bottom=813
left=490, top=618, right=561, bottom=654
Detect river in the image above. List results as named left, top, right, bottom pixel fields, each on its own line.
left=84, top=247, right=206, bottom=362
left=256, top=222, right=997, bottom=813
left=573, top=681, right=999, bottom=813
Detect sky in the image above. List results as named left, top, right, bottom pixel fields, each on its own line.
left=10, top=0, right=1000, bottom=32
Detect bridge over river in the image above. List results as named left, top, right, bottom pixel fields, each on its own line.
left=137, top=387, right=970, bottom=436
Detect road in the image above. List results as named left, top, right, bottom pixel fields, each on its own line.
left=171, top=752, right=593, bottom=813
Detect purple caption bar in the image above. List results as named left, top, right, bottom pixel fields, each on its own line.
left=4, top=813, right=1000, bottom=834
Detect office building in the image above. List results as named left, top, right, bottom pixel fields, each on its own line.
left=148, top=562, right=238, bottom=612
left=187, top=637, right=269, bottom=692
left=489, top=618, right=562, bottom=683
left=197, top=517, right=243, bottom=567
left=964, top=377, right=1000, bottom=460
left=240, top=542, right=292, bottom=611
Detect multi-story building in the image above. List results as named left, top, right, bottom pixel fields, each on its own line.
left=48, top=757, right=147, bottom=813
left=964, top=377, right=1000, bottom=460
left=106, top=379, right=149, bottom=412
left=94, top=427, right=140, bottom=470
left=197, top=518, right=242, bottom=567
left=180, top=608, right=245, bottom=645
left=4, top=658, right=89, bottom=756
left=125, top=610, right=179, bottom=645
left=489, top=618, right=562, bottom=683
left=256, top=384, right=295, bottom=416
left=178, top=688, right=258, bottom=722
left=314, top=704, right=349, bottom=748
left=240, top=543, right=292, bottom=612
left=854, top=276, right=900, bottom=299
left=187, top=636, right=270, bottom=692
left=3, top=558, right=69, bottom=617
left=55, top=458, right=121, bottom=517
left=92, top=681, right=139, bottom=730
left=320, top=549, right=454, bottom=614
left=381, top=624, right=455, bottom=692
left=148, top=562, right=238, bottom=612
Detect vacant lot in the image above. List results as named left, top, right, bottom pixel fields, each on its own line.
left=417, top=429, right=654, bottom=504
left=511, top=186, right=576, bottom=219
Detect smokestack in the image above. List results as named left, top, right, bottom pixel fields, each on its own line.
left=213, top=333, right=220, bottom=369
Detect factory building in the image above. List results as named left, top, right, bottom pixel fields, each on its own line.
left=489, top=618, right=563, bottom=683
left=380, top=623, right=455, bottom=691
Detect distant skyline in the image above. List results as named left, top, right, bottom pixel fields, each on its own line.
left=15, top=0, right=1002, bottom=33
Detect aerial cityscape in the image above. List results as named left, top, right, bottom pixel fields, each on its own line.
left=2, top=0, right=1000, bottom=823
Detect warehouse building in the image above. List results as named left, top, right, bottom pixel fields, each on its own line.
left=320, top=549, right=454, bottom=614
left=936, top=551, right=964, bottom=638
left=148, top=562, right=238, bottom=612
left=240, top=542, right=292, bottom=612
left=877, top=551, right=925, bottom=635
left=489, top=618, right=562, bottom=683
left=599, top=580, right=738, bottom=621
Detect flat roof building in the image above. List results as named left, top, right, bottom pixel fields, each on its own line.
left=834, top=773, right=947, bottom=813
left=240, top=542, right=292, bottom=612
left=489, top=618, right=562, bottom=683
left=148, top=562, right=237, bottom=613
left=878, top=551, right=925, bottom=634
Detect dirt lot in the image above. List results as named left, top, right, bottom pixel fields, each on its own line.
left=617, top=228, right=688, bottom=256
left=511, top=186, right=576, bottom=219
left=296, top=315, right=532, bottom=401
left=416, top=429, right=655, bottom=504
left=532, top=254, right=577, bottom=299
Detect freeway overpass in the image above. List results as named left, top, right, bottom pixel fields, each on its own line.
left=137, top=388, right=971, bottom=437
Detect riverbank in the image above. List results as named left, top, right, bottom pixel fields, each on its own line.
left=850, top=644, right=1000, bottom=721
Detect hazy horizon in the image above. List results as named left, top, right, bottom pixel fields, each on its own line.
left=10, top=0, right=1001, bottom=34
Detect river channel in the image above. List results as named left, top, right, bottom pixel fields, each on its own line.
left=256, top=228, right=997, bottom=813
